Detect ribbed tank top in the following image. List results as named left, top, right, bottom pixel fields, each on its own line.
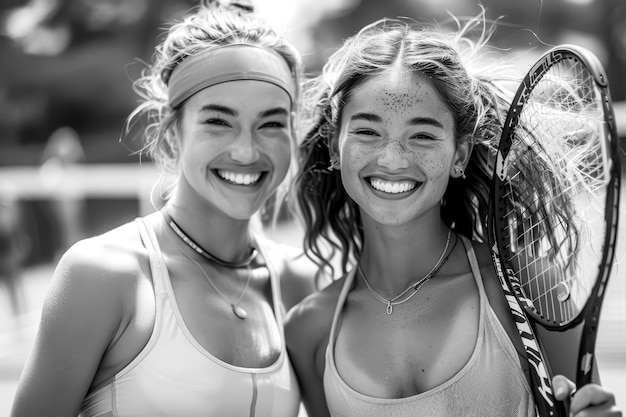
left=323, top=236, right=535, bottom=417
left=79, top=215, right=301, bottom=417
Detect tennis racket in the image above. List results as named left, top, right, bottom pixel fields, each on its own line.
left=488, top=44, right=621, bottom=416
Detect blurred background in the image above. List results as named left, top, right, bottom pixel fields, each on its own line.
left=0, top=0, right=624, bottom=414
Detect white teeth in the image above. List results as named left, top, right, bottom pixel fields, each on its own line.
left=217, top=170, right=262, bottom=185
left=370, top=177, right=417, bottom=194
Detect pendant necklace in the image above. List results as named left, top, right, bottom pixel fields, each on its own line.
left=180, top=246, right=252, bottom=319
left=358, top=230, right=457, bottom=315
left=163, top=211, right=256, bottom=319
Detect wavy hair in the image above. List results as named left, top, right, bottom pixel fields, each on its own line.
left=295, top=14, right=520, bottom=276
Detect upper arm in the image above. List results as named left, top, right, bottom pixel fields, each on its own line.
left=10, top=240, right=133, bottom=417
left=285, top=293, right=335, bottom=417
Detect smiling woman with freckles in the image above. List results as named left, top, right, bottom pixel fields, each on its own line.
left=10, top=1, right=317, bottom=416
left=285, top=14, right=622, bottom=417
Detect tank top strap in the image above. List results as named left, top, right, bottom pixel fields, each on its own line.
left=458, top=235, right=487, bottom=299
left=135, top=216, right=167, bottom=295
left=83, top=216, right=168, bottom=393
left=328, top=268, right=357, bottom=347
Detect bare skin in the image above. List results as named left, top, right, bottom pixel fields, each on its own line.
left=10, top=80, right=317, bottom=417
left=286, top=67, right=620, bottom=417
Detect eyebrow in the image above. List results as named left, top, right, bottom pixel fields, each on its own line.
left=408, top=116, right=444, bottom=129
left=199, top=104, right=237, bottom=117
left=258, top=107, right=289, bottom=118
left=350, top=112, right=381, bottom=123
left=350, top=112, right=444, bottom=129
left=199, top=105, right=289, bottom=119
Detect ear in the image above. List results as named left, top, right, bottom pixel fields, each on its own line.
left=166, top=128, right=180, bottom=151
left=450, top=134, right=473, bottom=178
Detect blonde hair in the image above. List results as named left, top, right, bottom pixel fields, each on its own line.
left=125, top=0, right=303, bottom=211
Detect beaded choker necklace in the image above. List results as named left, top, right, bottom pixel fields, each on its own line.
left=163, top=212, right=257, bottom=269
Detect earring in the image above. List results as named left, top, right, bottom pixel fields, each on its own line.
left=328, top=158, right=340, bottom=171
left=454, top=167, right=467, bottom=179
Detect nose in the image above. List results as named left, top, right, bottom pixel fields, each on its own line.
left=229, top=129, right=260, bottom=163
left=377, top=140, right=409, bottom=170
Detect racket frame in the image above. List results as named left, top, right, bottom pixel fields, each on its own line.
left=488, top=44, right=621, bottom=414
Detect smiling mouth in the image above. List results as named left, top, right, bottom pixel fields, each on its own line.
left=369, top=177, right=418, bottom=194
left=216, top=169, right=263, bottom=186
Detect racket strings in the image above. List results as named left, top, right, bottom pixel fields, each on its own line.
left=499, top=57, right=610, bottom=324
left=501, top=178, right=580, bottom=322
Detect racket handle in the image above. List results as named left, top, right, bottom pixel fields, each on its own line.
left=576, top=313, right=601, bottom=387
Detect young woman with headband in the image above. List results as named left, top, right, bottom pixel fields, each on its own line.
left=286, top=15, right=622, bottom=417
left=10, top=1, right=316, bottom=416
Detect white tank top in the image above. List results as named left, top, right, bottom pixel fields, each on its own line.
left=79, top=215, right=301, bottom=417
left=323, top=236, right=536, bottom=417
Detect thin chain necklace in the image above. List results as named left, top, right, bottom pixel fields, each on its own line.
left=163, top=211, right=257, bottom=268
left=358, top=230, right=457, bottom=315
left=168, top=228, right=252, bottom=320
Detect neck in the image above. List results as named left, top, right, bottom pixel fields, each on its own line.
left=165, top=193, right=254, bottom=264
left=359, top=216, right=451, bottom=293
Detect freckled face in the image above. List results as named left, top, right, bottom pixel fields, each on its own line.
left=336, top=69, right=459, bottom=226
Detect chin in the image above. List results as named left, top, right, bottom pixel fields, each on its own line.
left=362, top=209, right=406, bottom=227
left=376, top=217, right=407, bottom=227
left=226, top=207, right=263, bottom=221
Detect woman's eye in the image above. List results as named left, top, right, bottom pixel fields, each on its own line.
left=204, top=118, right=230, bottom=127
left=411, top=133, right=437, bottom=141
left=351, top=129, right=378, bottom=136
left=260, top=121, right=286, bottom=129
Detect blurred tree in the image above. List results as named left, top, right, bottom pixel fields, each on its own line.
left=1, top=0, right=623, bottom=166
left=1, top=0, right=623, bottom=265
left=304, top=0, right=615, bottom=70
left=605, top=0, right=626, bottom=101
left=0, top=0, right=195, bottom=165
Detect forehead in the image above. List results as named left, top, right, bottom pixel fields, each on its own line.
left=345, top=69, right=451, bottom=118
left=184, top=79, right=293, bottom=114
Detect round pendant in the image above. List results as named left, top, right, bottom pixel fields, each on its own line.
left=231, top=304, right=248, bottom=319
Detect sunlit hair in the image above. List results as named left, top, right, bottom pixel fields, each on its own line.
left=295, top=13, right=520, bottom=276
left=124, top=0, right=302, bottom=214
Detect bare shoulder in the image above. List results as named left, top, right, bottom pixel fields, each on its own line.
left=39, top=218, right=153, bottom=364
left=10, top=219, right=153, bottom=416
left=57, top=221, right=147, bottom=284
left=47, top=220, right=149, bottom=318
left=284, top=277, right=344, bottom=349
